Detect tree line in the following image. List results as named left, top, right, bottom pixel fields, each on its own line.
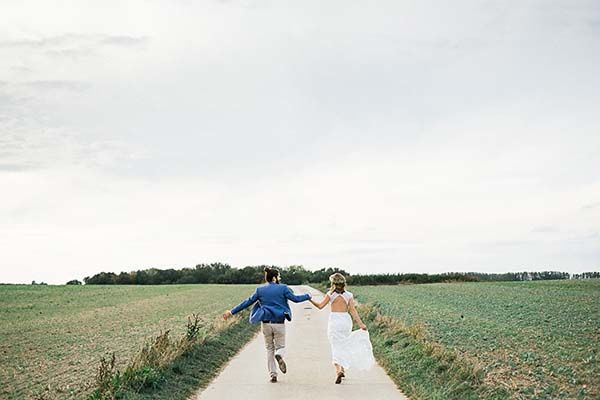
left=571, top=271, right=600, bottom=279
left=347, top=271, right=573, bottom=285
left=80, top=263, right=598, bottom=286
left=82, top=264, right=349, bottom=285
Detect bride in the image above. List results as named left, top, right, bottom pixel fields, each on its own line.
left=310, top=273, right=375, bottom=384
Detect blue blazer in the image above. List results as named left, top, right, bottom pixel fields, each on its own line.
left=230, top=283, right=311, bottom=324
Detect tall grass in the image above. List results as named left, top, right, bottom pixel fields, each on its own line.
left=358, top=304, right=509, bottom=400
left=89, top=313, right=251, bottom=400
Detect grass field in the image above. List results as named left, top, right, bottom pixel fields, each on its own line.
left=0, top=284, right=256, bottom=399
left=3, top=281, right=598, bottom=400
left=353, top=280, right=600, bottom=400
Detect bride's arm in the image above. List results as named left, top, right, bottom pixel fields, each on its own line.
left=348, top=298, right=367, bottom=330
left=310, top=294, right=330, bottom=310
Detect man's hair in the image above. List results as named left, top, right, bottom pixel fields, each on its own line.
left=264, top=267, right=280, bottom=283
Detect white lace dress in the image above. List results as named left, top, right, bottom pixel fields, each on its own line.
left=326, top=291, right=375, bottom=371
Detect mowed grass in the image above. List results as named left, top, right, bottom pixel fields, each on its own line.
left=0, top=284, right=256, bottom=399
left=353, top=280, right=600, bottom=399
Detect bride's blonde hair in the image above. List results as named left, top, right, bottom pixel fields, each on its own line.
left=329, top=273, right=346, bottom=294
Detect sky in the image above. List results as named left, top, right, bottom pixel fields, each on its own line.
left=1, top=0, right=599, bottom=284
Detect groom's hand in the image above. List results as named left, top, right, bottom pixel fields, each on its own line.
left=223, top=310, right=233, bottom=320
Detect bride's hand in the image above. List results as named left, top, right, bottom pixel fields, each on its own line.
left=359, top=323, right=367, bottom=330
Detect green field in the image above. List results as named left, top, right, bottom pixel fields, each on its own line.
left=2, top=281, right=598, bottom=400
left=353, top=280, right=600, bottom=400
left=0, top=284, right=256, bottom=399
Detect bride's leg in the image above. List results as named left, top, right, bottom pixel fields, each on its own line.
left=334, top=363, right=343, bottom=384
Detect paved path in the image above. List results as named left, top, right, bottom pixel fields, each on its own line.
left=193, top=286, right=408, bottom=400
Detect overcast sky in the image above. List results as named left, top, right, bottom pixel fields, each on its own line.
left=1, top=0, right=599, bottom=284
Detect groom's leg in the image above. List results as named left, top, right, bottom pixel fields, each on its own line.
left=273, top=324, right=286, bottom=358
left=262, top=323, right=277, bottom=378
left=273, top=324, right=287, bottom=373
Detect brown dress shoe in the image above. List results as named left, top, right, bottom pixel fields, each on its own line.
left=335, top=372, right=343, bottom=384
left=275, top=354, right=287, bottom=374
left=270, top=376, right=277, bottom=383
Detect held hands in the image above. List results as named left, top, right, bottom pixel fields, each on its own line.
left=222, top=310, right=233, bottom=320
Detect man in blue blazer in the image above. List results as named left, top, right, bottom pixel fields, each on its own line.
left=223, top=267, right=312, bottom=383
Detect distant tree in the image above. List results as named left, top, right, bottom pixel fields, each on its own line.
left=176, top=268, right=197, bottom=284
left=115, top=272, right=135, bottom=285
left=309, top=267, right=350, bottom=283
left=279, top=265, right=303, bottom=285
left=84, top=272, right=117, bottom=285
left=572, top=271, right=600, bottom=279
left=66, top=279, right=82, bottom=285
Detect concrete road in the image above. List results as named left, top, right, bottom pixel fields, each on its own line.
left=193, top=286, right=408, bottom=400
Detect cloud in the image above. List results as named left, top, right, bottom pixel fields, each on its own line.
left=0, top=33, right=148, bottom=60
left=0, top=163, right=38, bottom=172
left=19, top=80, right=90, bottom=92
left=9, top=65, right=33, bottom=74
left=0, top=33, right=148, bottom=50
left=0, top=121, right=148, bottom=172
left=0, top=35, right=71, bottom=48
left=581, top=201, right=600, bottom=211
left=479, top=240, right=533, bottom=248
left=99, top=35, right=148, bottom=47
left=338, top=247, right=406, bottom=255
left=0, top=74, right=142, bottom=173
left=531, top=226, right=559, bottom=233
left=44, top=48, right=98, bottom=59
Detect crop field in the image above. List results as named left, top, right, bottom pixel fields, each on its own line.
left=0, top=284, right=255, bottom=399
left=353, top=280, right=600, bottom=400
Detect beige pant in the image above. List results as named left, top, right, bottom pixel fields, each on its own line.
left=261, top=322, right=286, bottom=377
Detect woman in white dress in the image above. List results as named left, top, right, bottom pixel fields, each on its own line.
left=310, top=273, right=375, bottom=384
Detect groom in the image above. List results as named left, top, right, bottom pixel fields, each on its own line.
left=223, top=267, right=312, bottom=383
